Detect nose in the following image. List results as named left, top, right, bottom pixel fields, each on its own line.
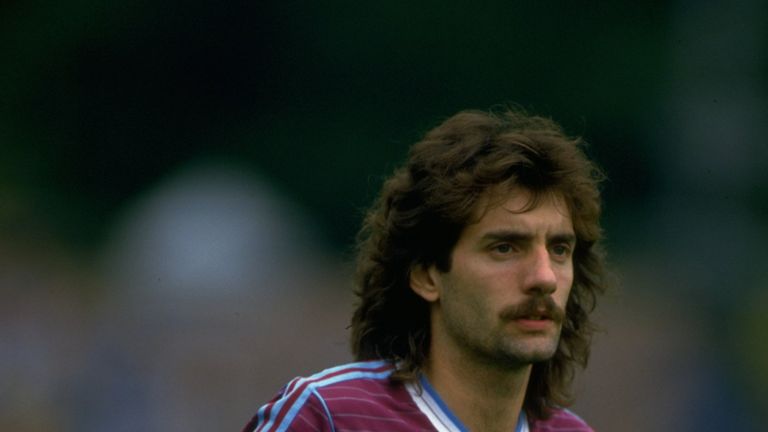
left=523, top=247, right=557, bottom=295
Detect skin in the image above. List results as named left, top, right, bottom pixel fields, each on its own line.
left=410, top=187, right=575, bottom=432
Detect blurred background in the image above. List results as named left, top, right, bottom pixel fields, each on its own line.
left=2, top=1, right=767, bottom=431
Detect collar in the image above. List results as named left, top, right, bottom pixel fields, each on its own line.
left=405, top=374, right=529, bottom=432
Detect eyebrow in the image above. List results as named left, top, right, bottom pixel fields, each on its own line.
left=480, top=230, right=577, bottom=245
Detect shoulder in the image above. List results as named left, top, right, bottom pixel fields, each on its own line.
left=242, top=360, right=399, bottom=432
left=529, top=408, right=595, bottom=432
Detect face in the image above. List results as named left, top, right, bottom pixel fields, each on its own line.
left=412, top=187, right=575, bottom=369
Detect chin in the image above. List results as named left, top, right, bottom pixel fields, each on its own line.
left=498, top=342, right=558, bottom=365
left=526, top=350, right=558, bottom=363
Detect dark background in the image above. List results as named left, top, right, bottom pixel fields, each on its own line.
left=2, top=1, right=766, bottom=431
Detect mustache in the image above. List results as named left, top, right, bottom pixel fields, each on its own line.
left=499, top=296, right=565, bottom=323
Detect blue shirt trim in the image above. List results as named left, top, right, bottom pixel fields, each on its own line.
left=419, top=375, right=470, bottom=432
left=419, top=374, right=529, bottom=432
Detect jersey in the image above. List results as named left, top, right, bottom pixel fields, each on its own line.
left=243, top=361, right=593, bottom=432
left=243, top=360, right=594, bottom=432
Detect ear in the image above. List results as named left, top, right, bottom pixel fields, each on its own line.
left=409, top=263, right=441, bottom=303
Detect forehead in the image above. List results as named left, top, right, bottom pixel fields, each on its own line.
left=467, top=186, right=573, bottom=233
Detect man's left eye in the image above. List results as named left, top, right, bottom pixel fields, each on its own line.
left=551, top=244, right=571, bottom=256
left=494, top=244, right=513, bottom=253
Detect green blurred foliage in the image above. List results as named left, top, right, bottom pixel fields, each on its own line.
left=2, top=0, right=672, bottom=250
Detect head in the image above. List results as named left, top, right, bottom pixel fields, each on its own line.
left=351, top=107, right=606, bottom=419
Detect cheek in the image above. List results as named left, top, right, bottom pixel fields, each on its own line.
left=555, top=287, right=572, bottom=309
left=555, top=269, right=574, bottom=304
left=441, top=276, right=495, bottom=319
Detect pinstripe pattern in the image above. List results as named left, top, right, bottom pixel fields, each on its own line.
left=243, top=361, right=593, bottom=432
left=254, top=361, right=393, bottom=432
left=528, top=409, right=593, bottom=431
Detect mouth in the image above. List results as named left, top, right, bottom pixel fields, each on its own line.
left=512, top=315, right=556, bottom=331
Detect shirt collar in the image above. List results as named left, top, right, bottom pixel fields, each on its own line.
left=405, top=374, right=529, bottom=432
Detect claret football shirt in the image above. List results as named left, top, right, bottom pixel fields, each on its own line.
left=243, top=360, right=593, bottom=432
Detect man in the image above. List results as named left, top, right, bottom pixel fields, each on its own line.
left=243, top=107, right=607, bottom=431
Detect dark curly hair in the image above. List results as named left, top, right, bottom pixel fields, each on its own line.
left=350, top=107, right=607, bottom=420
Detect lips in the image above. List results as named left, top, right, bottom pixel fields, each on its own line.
left=512, top=316, right=556, bottom=331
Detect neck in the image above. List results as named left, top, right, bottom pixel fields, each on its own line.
left=423, top=350, right=532, bottom=432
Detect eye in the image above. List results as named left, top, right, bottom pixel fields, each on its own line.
left=494, top=243, right=513, bottom=254
left=489, top=242, right=519, bottom=258
left=550, top=243, right=573, bottom=259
